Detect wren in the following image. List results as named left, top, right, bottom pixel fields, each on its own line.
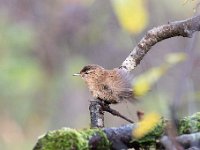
left=73, top=64, right=135, bottom=104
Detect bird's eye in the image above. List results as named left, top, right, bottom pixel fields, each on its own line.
left=85, top=70, right=92, bottom=74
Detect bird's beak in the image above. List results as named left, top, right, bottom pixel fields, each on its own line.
left=73, top=73, right=81, bottom=76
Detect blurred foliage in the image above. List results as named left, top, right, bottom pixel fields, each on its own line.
left=133, top=52, right=186, bottom=96
left=111, top=0, right=148, bottom=34
left=66, top=56, right=89, bottom=86
left=0, top=19, right=34, bottom=51
left=183, top=0, right=196, bottom=5
left=0, top=16, right=43, bottom=121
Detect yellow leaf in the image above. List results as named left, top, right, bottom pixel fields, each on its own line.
left=133, top=112, right=161, bottom=139
left=133, top=78, right=150, bottom=96
left=183, top=0, right=195, bottom=5
left=133, top=66, right=167, bottom=96
left=111, top=0, right=148, bottom=34
left=133, top=52, right=186, bottom=97
left=165, top=52, right=187, bottom=65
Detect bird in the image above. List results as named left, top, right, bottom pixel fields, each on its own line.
left=73, top=64, right=135, bottom=104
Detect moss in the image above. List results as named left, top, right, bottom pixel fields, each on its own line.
left=33, top=128, right=110, bottom=150
left=178, top=112, right=200, bottom=134
left=80, top=128, right=110, bottom=150
left=131, top=118, right=165, bottom=148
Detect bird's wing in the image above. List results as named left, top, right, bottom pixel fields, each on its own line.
left=105, top=68, right=136, bottom=102
left=106, top=68, right=132, bottom=90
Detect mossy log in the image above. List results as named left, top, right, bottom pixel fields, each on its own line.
left=33, top=112, right=200, bottom=150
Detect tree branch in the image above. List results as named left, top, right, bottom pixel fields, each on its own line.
left=161, top=132, right=200, bottom=150
left=121, top=15, right=200, bottom=71
left=89, top=100, right=104, bottom=128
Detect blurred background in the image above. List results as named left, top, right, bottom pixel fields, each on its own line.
left=0, top=0, right=200, bottom=149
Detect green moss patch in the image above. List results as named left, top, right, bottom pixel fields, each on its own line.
left=33, top=128, right=110, bottom=150
left=178, top=112, right=200, bottom=134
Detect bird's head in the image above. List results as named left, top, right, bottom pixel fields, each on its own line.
left=73, top=64, right=104, bottom=80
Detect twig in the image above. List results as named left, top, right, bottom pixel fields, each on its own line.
left=89, top=100, right=133, bottom=128
left=99, top=102, right=134, bottom=123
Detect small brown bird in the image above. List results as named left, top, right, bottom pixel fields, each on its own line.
left=73, top=64, right=134, bottom=104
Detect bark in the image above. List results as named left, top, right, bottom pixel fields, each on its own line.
left=161, top=133, right=200, bottom=150
left=89, top=100, right=104, bottom=128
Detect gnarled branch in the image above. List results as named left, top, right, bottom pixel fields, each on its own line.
left=121, top=15, right=200, bottom=71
